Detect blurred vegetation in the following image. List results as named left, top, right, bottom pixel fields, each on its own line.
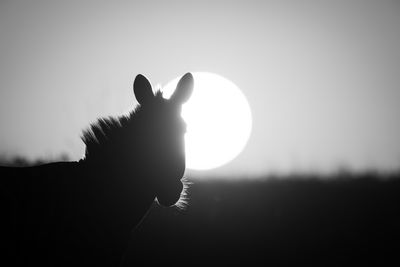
left=0, top=154, right=70, bottom=167
left=126, top=174, right=400, bottom=266
left=1, top=155, right=399, bottom=265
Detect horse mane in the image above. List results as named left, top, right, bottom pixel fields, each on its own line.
left=81, top=90, right=164, bottom=160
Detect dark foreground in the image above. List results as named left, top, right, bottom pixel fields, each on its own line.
left=1, top=169, right=400, bottom=266
left=125, top=173, right=400, bottom=266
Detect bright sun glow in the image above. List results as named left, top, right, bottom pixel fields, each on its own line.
left=163, top=72, right=252, bottom=170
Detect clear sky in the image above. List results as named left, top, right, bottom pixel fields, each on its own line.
left=1, top=0, right=399, bottom=177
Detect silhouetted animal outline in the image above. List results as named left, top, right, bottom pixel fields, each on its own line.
left=0, top=73, right=194, bottom=266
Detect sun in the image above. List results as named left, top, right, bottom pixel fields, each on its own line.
left=162, top=72, right=252, bottom=170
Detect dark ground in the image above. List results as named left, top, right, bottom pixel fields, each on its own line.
left=1, top=158, right=400, bottom=266
left=124, top=173, right=400, bottom=266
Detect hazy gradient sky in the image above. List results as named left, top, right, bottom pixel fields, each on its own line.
left=1, top=0, right=400, bottom=177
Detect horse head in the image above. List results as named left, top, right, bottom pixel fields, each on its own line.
left=133, top=73, right=193, bottom=207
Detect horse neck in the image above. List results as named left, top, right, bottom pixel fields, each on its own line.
left=79, top=157, right=157, bottom=220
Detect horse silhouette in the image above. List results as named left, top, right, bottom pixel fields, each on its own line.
left=0, top=73, right=194, bottom=266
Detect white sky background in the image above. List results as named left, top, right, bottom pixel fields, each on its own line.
left=0, top=0, right=400, bottom=177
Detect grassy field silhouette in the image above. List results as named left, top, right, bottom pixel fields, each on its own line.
left=125, top=173, right=400, bottom=266
left=1, top=157, right=399, bottom=266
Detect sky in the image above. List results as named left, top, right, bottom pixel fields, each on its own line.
left=0, top=0, right=400, bottom=178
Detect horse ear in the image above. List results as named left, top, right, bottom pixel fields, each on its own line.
left=171, top=72, right=194, bottom=105
left=134, top=74, right=154, bottom=105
